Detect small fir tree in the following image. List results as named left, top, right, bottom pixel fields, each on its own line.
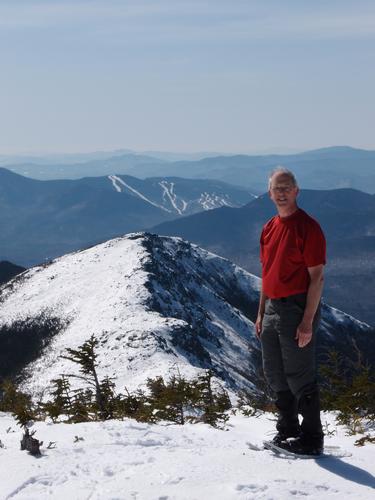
left=40, top=376, right=73, bottom=422
left=0, top=380, right=36, bottom=426
left=192, top=370, right=231, bottom=427
left=61, top=335, right=110, bottom=420
left=320, top=348, right=375, bottom=434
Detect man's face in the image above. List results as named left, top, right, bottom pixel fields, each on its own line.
left=268, top=173, right=299, bottom=210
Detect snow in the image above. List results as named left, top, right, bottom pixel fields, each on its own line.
left=1, top=232, right=374, bottom=498
left=108, top=175, right=122, bottom=193
left=0, top=233, right=261, bottom=398
left=159, top=181, right=184, bottom=215
left=108, top=176, right=171, bottom=212
left=0, top=233, right=374, bottom=498
left=325, top=305, right=369, bottom=329
left=0, top=411, right=374, bottom=499
left=107, top=176, right=240, bottom=215
left=198, top=192, right=231, bottom=210
left=157, top=181, right=234, bottom=214
left=0, top=235, right=178, bottom=395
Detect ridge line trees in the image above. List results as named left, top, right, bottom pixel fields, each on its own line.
left=38, top=334, right=232, bottom=427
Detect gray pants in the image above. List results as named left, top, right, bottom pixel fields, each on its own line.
left=260, top=292, right=321, bottom=398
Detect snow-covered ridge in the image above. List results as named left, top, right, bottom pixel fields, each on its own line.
left=0, top=233, right=262, bottom=397
left=0, top=233, right=372, bottom=400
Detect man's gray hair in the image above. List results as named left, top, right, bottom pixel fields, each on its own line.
left=268, top=166, right=298, bottom=190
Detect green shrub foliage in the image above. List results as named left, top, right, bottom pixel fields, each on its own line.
left=192, top=370, right=232, bottom=427
left=236, top=389, right=276, bottom=417
left=0, top=380, right=36, bottom=427
left=24, top=336, right=233, bottom=428
left=320, top=348, right=375, bottom=433
left=2, top=334, right=374, bottom=437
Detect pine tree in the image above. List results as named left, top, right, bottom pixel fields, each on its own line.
left=41, top=376, right=72, bottom=422
left=97, top=376, right=117, bottom=420
left=193, top=370, right=231, bottom=427
left=0, top=380, right=36, bottom=426
left=69, top=388, right=93, bottom=423
left=61, top=335, right=109, bottom=420
left=145, top=373, right=198, bottom=424
left=116, top=387, right=149, bottom=421
left=320, top=348, right=375, bottom=433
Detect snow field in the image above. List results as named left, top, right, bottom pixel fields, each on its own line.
left=0, top=412, right=374, bottom=500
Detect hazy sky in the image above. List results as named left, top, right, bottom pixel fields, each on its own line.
left=1, top=0, right=375, bottom=154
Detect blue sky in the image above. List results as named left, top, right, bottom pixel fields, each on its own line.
left=1, top=0, right=374, bottom=154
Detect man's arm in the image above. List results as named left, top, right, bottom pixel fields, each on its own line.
left=255, top=286, right=268, bottom=339
left=295, top=264, right=324, bottom=347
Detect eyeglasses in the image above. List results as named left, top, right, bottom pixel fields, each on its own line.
left=270, top=186, right=294, bottom=193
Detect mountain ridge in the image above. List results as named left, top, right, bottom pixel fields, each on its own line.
left=0, top=233, right=372, bottom=400
left=4, top=146, right=375, bottom=194
left=0, top=168, right=252, bottom=266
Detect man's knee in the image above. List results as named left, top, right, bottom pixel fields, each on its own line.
left=262, top=361, right=290, bottom=393
left=295, top=381, right=320, bottom=401
left=288, top=379, right=319, bottom=399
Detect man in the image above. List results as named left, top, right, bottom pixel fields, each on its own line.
left=255, top=167, right=326, bottom=456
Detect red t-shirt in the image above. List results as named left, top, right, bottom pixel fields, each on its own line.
left=260, top=207, right=326, bottom=299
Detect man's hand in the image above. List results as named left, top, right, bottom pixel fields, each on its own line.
left=295, top=264, right=324, bottom=347
left=255, top=314, right=263, bottom=339
left=295, top=319, right=313, bottom=347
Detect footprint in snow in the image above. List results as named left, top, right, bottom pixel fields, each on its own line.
left=102, top=466, right=115, bottom=477
left=236, top=483, right=268, bottom=493
left=135, top=438, right=165, bottom=446
left=166, top=476, right=184, bottom=485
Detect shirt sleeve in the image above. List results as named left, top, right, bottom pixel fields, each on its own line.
left=302, top=221, right=326, bottom=267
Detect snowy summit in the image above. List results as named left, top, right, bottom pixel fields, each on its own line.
left=0, top=232, right=371, bottom=399
left=0, top=233, right=262, bottom=397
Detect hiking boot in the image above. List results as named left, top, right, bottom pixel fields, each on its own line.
left=278, top=433, right=324, bottom=456
left=272, top=432, right=288, bottom=447
left=272, top=429, right=301, bottom=447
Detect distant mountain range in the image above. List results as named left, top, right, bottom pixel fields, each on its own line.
left=128, top=146, right=375, bottom=194
left=0, top=149, right=226, bottom=167
left=150, top=189, right=375, bottom=327
left=2, top=146, right=374, bottom=325
left=5, top=146, right=375, bottom=194
left=0, top=233, right=372, bottom=397
left=0, top=168, right=253, bottom=266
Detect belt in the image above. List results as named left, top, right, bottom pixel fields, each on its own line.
left=271, top=292, right=307, bottom=303
left=271, top=296, right=290, bottom=302
left=271, top=297, right=289, bottom=303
